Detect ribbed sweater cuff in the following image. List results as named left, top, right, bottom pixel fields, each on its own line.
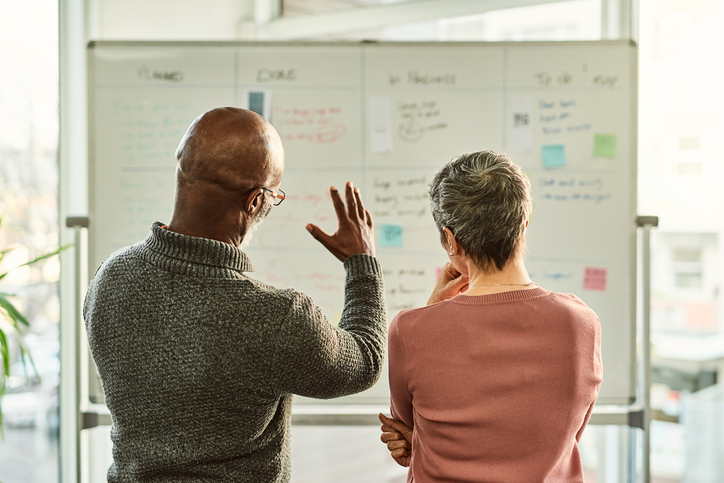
left=343, top=254, right=383, bottom=278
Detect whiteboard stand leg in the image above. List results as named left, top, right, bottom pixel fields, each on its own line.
left=636, top=215, right=658, bottom=483
left=66, top=216, right=89, bottom=483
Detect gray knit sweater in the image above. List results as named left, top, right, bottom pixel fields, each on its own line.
left=84, top=222, right=387, bottom=482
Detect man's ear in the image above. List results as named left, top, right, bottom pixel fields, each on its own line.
left=245, top=189, right=265, bottom=214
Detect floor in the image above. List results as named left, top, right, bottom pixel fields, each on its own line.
left=0, top=426, right=59, bottom=483
left=291, top=425, right=409, bottom=482
left=0, top=423, right=689, bottom=482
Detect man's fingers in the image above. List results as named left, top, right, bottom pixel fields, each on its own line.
left=306, top=224, right=344, bottom=261
left=345, top=181, right=358, bottom=219
left=365, top=209, right=373, bottom=229
left=391, top=448, right=410, bottom=458
left=306, top=223, right=330, bottom=242
left=329, top=186, right=348, bottom=223
left=353, top=187, right=366, bottom=219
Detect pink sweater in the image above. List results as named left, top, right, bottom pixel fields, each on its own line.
left=389, top=287, right=602, bottom=483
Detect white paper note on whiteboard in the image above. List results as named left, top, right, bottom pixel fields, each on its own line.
left=369, top=96, right=393, bottom=153
left=511, top=96, right=533, bottom=153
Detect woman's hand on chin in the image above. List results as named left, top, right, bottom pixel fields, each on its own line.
left=427, top=262, right=469, bottom=305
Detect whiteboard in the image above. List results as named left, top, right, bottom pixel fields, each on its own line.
left=88, top=41, right=637, bottom=406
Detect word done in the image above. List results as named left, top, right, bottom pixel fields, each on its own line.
left=256, top=68, right=297, bottom=83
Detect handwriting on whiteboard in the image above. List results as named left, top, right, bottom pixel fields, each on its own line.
left=397, top=100, right=448, bottom=143
left=256, top=68, right=296, bottom=83
left=383, top=266, right=433, bottom=313
left=538, top=98, right=592, bottom=135
left=116, top=174, right=175, bottom=244
left=274, top=105, right=347, bottom=144
left=113, top=101, right=191, bottom=164
left=388, top=71, right=456, bottom=87
left=371, top=174, right=429, bottom=220
left=137, top=66, right=184, bottom=83
left=253, top=188, right=335, bottom=248
left=532, top=63, right=618, bottom=89
left=536, top=175, right=612, bottom=204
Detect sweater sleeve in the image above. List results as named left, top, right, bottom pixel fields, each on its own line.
left=388, top=315, right=414, bottom=429
left=576, top=314, right=603, bottom=442
left=269, top=254, right=387, bottom=399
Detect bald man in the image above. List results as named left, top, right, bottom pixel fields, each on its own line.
left=84, top=108, right=387, bottom=482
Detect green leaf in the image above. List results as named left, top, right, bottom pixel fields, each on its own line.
left=0, top=293, right=30, bottom=327
left=0, top=243, right=72, bottom=282
left=0, top=247, right=18, bottom=266
left=0, top=328, right=9, bottom=378
left=15, top=330, right=39, bottom=383
left=0, top=327, right=9, bottom=437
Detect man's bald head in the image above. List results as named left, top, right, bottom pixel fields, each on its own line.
left=176, top=107, right=284, bottom=192
left=168, top=107, right=285, bottom=246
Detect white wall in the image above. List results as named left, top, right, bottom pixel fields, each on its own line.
left=89, top=0, right=257, bottom=40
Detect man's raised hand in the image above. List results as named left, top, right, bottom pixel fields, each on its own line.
left=306, top=181, right=375, bottom=262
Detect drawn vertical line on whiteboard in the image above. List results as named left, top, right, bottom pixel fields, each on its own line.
left=502, top=46, right=509, bottom=151
left=360, top=46, right=367, bottom=190
left=233, top=49, right=239, bottom=107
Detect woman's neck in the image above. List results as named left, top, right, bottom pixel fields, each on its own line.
left=463, top=257, right=536, bottom=295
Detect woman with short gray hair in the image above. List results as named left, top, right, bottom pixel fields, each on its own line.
left=379, top=151, right=602, bottom=482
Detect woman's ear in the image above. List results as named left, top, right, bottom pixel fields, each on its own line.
left=442, top=227, right=457, bottom=256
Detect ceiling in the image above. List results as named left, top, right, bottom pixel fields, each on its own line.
left=282, top=0, right=420, bottom=17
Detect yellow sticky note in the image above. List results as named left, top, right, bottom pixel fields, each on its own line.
left=332, top=311, right=343, bottom=326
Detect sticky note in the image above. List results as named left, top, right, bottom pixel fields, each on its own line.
left=593, top=134, right=617, bottom=158
left=435, top=266, right=444, bottom=281
left=332, top=310, right=343, bottom=327
left=369, top=96, right=393, bottom=153
left=583, top=267, right=607, bottom=291
left=541, top=145, right=566, bottom=169
left=379, top=224, right=403, bottom=247
left=511, top=96, right=533, bottom=153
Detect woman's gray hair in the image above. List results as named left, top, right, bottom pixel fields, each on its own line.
left=429, top=150, right=532, bottom=273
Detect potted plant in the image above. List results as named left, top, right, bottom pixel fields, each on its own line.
left=0, top=217, right=70, bottom=435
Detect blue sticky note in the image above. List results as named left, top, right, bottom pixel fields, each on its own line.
left=379, top=224, right=403, bottom=247
left=541, top=145, right=567, bottom=169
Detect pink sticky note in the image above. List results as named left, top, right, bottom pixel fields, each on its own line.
left=583, top=267, right=607, bottom=291
left=435, top=266, right=444, bottom=281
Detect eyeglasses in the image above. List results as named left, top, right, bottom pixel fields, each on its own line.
left=261, top=187, right=286, bottom=206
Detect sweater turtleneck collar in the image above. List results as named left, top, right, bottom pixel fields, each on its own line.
left=138, top=221, right=254, bottom=274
